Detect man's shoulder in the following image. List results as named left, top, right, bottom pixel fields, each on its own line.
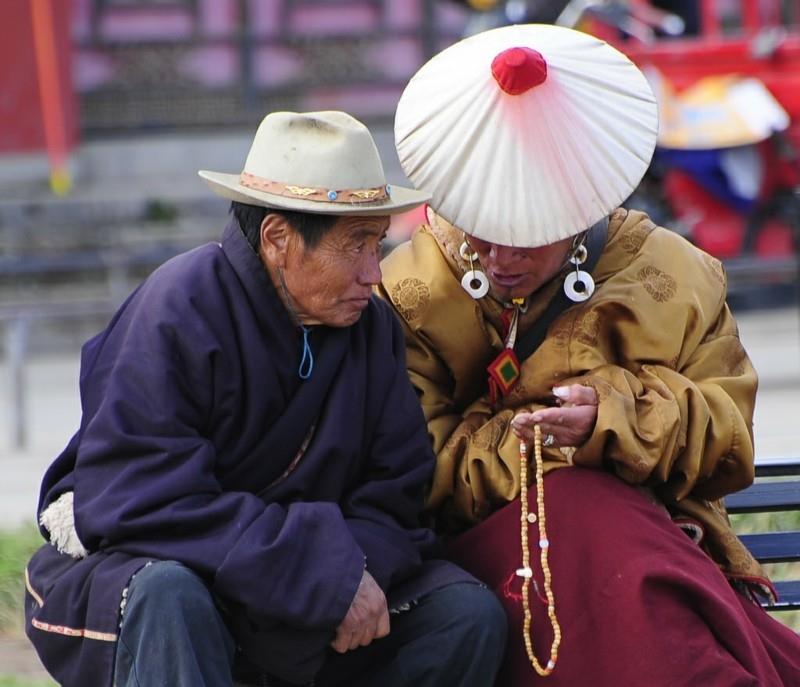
left=136, top=242, right=232, bottom=303
left=116, top=242, right=233, bottom=330
left=148, top=241, right=225, bottom=286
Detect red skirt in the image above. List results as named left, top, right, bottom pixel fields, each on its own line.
left=446, top=468, right=800, bottom=686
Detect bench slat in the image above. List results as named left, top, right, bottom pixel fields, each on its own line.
left=738, top=531, right=800, bottom=563
left=726, top=481, right=800, bottom=513
left=771, top=580, right=800, bottom=611
left=755, top=461, right=800, bottom=478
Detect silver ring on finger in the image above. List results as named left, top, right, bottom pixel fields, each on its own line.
left=543, top=433, right=555, bottom=447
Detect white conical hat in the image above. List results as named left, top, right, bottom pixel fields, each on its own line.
left=395, top=24, right=659, bottom=247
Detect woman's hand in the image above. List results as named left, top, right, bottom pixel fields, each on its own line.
left=510, top=384, right=598, bottom=448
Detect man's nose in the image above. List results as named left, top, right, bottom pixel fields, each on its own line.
left=359, top=252, right=382, bottom=286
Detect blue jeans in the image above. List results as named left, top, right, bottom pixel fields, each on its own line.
left=114, top=561, right=506, bottom=687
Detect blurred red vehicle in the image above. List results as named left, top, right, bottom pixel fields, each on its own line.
left=584, top=0, right=800, bottom=265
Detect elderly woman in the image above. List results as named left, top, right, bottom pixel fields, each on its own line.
left=379, top=25, right=800, bottom=686
left=24, top=111, right=506, bottom=687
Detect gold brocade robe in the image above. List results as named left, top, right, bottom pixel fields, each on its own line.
left=378, top=208, right=765, bottom=581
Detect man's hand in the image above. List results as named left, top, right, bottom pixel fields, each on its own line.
left=331, top=569, right=390, bottom=654
left=511, top=384, right=598, bottom=448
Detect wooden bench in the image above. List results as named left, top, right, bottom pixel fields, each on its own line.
left=725, top=458, right=800, bottom=611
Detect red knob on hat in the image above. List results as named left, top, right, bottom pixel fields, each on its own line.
left=491, top=47, right=547, bottom=95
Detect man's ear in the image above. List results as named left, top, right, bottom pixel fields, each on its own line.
left=259, top=213, right=292, bottom=268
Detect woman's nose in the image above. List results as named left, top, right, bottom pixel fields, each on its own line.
left=488, top=243, right=515, bottom=263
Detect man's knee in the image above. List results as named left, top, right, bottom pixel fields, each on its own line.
left=116, top=562, right=236, bottom=686
left=395, top=583, right=506, bottom=685
left=420, top=582, right=507, bottom=656
left=442, top=582, right=507, bottom=640
left=125, top=560, right=215, bottom=622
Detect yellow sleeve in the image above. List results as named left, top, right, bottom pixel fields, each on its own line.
left=574, top=302, right=756, bottom=503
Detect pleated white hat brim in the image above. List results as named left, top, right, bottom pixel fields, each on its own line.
left=395, top=24, right=659, bottom=247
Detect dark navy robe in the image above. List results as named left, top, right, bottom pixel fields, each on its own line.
left=25, top=219, right=469, bottom=686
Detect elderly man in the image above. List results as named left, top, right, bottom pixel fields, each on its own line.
left=25, top=111, right=506, bottom=687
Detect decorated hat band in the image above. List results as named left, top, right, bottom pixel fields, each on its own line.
left=239, top=171, right=391, bottom=204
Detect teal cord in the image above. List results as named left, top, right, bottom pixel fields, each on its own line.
left=276, top=267, right=314, bottom=380
left=298, top=325, right=314, bottom=380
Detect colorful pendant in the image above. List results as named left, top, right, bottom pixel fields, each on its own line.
left=487, top=347, right=521, bottom=398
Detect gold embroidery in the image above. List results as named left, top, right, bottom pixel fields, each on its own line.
left=548, top=312, right=575, bottom=348
left=721, top=346, right=747, bottom=376
left=637, top=265, right=677, bottom=302
left=472, top=418, right=503, bottom=450
left=241, top=172, right=389, bottom=204
left=506, top=380, right=530, bottom=402
left=620, top=224, right=652, bottom=255
left=444, top=414, right=483, bottom=451
left=284, top=186, right=317, bottom=196
left=591, top=379, right=612, bottom=402
left=352, top=189, right=381, bottom=200
left=702, top=253, right=726, bottom=285
left=391, top=278, right=431, bottom=322
left=575, top=310, right=600, bottom=346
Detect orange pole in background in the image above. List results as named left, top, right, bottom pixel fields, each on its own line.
left=30, top=0, right=71, bottom=195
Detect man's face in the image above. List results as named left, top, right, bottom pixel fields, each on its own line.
left=467, top=234, right=573, bottom=302
left=278, top=214, right=390, bottom=327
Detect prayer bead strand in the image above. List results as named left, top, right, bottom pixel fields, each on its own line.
left=517, top=424, right=561, bottom=676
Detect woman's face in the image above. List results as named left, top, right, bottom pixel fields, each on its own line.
left=274, top=214, right=390, bottom=327
left=467, top=234, right=573, bottom=302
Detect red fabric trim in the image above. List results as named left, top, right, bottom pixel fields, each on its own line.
left=500, top=308, right=515, bottom=337
left=727, top=573, right=779, bottom=605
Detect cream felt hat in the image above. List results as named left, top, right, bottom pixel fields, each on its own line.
left=200, top=110, right=429, bottom=216
left=395, top=24, right=659, bottom=247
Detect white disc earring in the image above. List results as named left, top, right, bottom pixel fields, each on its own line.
left=462, top=270, right=490, bottom=299
left=563, top=270, right=595, bottom=302
left=563, top=240, right=595, bottom=302
left=459, top=237, right=489, bottom=299
left=459, top=241, right=478, bottom=262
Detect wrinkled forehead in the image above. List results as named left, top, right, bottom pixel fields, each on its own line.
left=330, top=214, right=391, bottom=233
left=308, top=214, right=391, bottom=246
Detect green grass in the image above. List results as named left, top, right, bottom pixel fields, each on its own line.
left=0, top=526, right=56, bottom=686
left=0, top=678, right=55, bottom=687
left=0, top=525, right=43, bottom=636
left=730, top=509, right=800, bottom=631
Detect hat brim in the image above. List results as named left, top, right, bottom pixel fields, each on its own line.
left=199, top=170, right=430, bottom=216
left=395, top=24, right=659, bottom=247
